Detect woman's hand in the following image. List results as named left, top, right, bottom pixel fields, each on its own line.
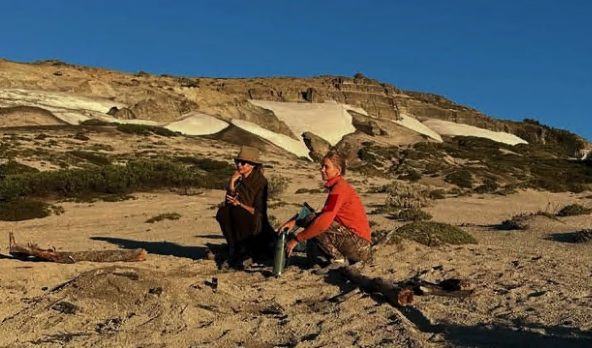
left=278, top=220, right=296, bottom=234
left=230, top=171, right=241, bottom=183
left=285, top=239, right=299, bottom=257
left=225, top=194, right=240, bottom=206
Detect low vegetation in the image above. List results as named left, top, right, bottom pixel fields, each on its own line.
left=116, top=124, right=179, bottom=137
left=384, top=181, right=431, bottom=209
left=556, top=203, right=592, bottom=217
left=391, top=208, right=433, bottom=222
left=268, top=174, right=290, bottom=200
left=0, top=198, right=57, bottom=221
left=0, top=157, right=235, bottom=222
left=146, top=212, right=181, bottom=223
left=375, top=221, right=476, bottom=247
left=355, top=134, right=592, bottom=194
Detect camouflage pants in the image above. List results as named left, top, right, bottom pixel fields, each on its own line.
left=298, top=213, right=372, bottom=265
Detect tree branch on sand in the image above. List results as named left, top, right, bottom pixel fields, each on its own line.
left=8, top=232, right=147, bottom=263
left=338, top=266, right=476, bottom=307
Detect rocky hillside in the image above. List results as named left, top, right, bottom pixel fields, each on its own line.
left=2, top=57, right=592, bottom=195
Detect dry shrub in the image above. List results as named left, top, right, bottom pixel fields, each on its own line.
left=573, top=229, right=592, bottom=243
left=557, top=204, right=592, bottom=217
left=268, top=174, right=290, bottom=199
left=385, top=181, right=431, bottom=209
left=500, top=213, right=533, bottom=230
left=146, top=213, right=181, bottom=223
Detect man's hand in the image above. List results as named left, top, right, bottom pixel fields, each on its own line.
left=285, top=239, right=299, bottom=257
left=278, top=220, right=296, bottom=233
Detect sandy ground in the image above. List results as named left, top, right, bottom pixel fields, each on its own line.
left=2, top=148, right=592, bottom=348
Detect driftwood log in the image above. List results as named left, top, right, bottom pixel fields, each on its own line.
left=8, top=232, right=147, bottom=263
left=339, top=266, right=476, bottom=307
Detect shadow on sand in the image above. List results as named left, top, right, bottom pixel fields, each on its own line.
left=323, top=268, right=592, bottom=348
left=90, top=237, right=208, bottom=260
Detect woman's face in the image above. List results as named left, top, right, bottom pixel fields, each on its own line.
left=235, top=160, right=255, bottom=176
left=320, top=158, right=341, bottom=182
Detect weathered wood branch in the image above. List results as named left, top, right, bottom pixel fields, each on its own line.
left=339, top=266, right=415, bottom=306
left=339, top=266, right=476, bottom=307
left=8, top=232, right=147, bottom=263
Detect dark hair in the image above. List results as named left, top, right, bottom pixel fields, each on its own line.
left=323, top=151, right=346, bottom=176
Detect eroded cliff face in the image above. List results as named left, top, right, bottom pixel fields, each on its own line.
left=211, top=73, right=402, bottom=121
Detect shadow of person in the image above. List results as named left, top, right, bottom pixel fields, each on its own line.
left=90, top=236, right=208, bottom=260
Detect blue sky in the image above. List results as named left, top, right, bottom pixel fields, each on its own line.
left=1, top=0, right=590, bottom=140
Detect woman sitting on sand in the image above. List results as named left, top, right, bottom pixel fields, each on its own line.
left=280, top=151, right=372, bottom=268
left=215, top=146, right=275, bottom=269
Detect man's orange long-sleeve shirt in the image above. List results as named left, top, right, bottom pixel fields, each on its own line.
left=296, top=176, right=372, bottom=243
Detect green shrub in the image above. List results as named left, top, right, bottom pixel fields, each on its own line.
left=0, top=159, right=231, bottom=201
left=557, top=204, right=592, bottom=217
left=474, top=178, right=500, bottom=194
left=393, top=208, right=433, bottom=222
left=0, top=198, right=53, bottom=221
left=0, top=160, right=39, bottom=175
left=429, top=189, right=446, bottom=200
left=67, top=151, right=111, bottom=166
left=79, top=119, right=114, bottom=126
left=116, top=124, right=178, bottom=137
left=445, top=170, right=474, bottom=189
left=387, top=221, right=476, bottom=246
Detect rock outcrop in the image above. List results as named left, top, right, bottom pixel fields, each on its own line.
left=302, top=131, right=332, bottom=161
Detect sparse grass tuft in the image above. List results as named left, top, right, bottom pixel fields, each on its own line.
left=146, top=212, right=181, bottom=223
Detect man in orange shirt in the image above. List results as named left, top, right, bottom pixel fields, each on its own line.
left=280, top=151, right=372, bottom=268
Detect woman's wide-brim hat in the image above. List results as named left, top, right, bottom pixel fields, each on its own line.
left=234, top=146, right=262, bottom=165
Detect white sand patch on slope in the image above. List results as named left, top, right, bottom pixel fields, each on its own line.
left=423, top=118, right=528, bottom=145
left=0, top=88, right=124, bottom=113
left=394, top=114, right=443, bottom=142
left=248, top=100, right=359, bottom=145
left=165, top=112, right=229, bottom=135
left=231, top=119, right=310, bottom=158
left=0, top=88, right=126, bottom=125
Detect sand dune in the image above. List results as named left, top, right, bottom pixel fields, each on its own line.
left=394, top=113, right=444, bottom=142
left=165, top=111, right=229, bottom=135
left=423, top=118, right=528, bottom=145
left=248, top=100, right=360, bottom=146
left=232, top=119, right=311, bottom=158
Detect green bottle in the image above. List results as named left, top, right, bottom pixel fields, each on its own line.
left=273, top=228, right=287, bottom=276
